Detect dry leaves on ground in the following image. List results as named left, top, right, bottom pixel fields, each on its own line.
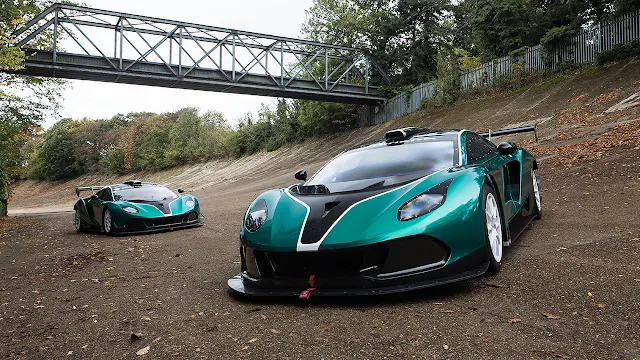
left=543, top=313, right=561, bottom=319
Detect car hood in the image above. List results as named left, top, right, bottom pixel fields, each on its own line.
left=114, top=195, right=198, bottom=217
left=241, top=167, right=482, bottom=252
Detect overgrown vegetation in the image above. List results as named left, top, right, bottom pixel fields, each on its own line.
left=595, top=40, right=640, bottom=65
left=1, top=0, right=67, bottom=214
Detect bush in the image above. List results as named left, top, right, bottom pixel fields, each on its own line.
left=596, top=40, right=640, bottom=65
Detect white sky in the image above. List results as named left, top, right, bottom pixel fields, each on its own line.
left=45, top=0, right=314, bottom=127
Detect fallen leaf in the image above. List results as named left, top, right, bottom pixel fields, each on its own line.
left=269, top=329, right=281, bottom=334
left=240, top=346, right=249, bottom=351
left=434, top=302, right=444, bottom=305
left=247, top=338, right=258, bottom=343
left=442, top=309, right=454, bottom=313
left=443, top=344, right=449, bottom=350
left=508, top=318, right=521, bottom=324
left=407, top=336, right=417, bottom=341
left=136, top=346, right=150, bottom=356
left=141, top=316, right=151, bottom=321
left=587, top=292, right=593, bottom=297
left=191, top=314, right=197, bottom=319
left=543, top=313, right=561, bottom=319
left=597, top=302, right=606, bottom=309
left=67, top=351, right=73, bottom=355
left=319, top=327, right=331, bottom=332
left=105, top=282, right=113, bottom=288
left=260, top=314, right=267, bottom=320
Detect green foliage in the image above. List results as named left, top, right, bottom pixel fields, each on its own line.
left=470, top=0, right=546, bottom=61
left=37, top=120, right=81, bottom=180
left=595, top=40, right=640, bottom=65
left=454, top=48, right=481, bottom=71
left=0, top=0, right=69, bottom=205
left=435, top=48, right=461, bottom=104
left=303, top=0, right=449, bottom=90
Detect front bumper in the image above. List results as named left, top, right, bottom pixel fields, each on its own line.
left=227, top=236, right=488, bottom=298
left=114, top=212, right=204, bottom=234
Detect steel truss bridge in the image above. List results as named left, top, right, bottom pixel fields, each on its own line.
left=12, top=3, right=390, bottom=104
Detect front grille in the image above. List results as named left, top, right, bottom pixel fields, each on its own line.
left=124, top=211, right=198, bottom=230
left=244, top=235, right=449, bottom=279
left=145, top=215, right=184, bottom=227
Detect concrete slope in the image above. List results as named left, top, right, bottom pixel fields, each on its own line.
left=9, top=59, right=640, bottom=213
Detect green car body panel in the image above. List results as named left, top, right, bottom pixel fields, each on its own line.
left=230, top=128, right=541, bottom=297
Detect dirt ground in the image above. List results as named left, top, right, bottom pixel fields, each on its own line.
left=2, top=60, right=640, bottom=359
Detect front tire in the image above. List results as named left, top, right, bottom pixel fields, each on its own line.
left=483, top=185, right=503, bottom=274
left=103, top=209, right=115, bottom=235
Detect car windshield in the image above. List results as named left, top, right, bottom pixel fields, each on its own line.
left=113, top=186, right=178, bottom=202
left=306, top=138, right=457, bottom=193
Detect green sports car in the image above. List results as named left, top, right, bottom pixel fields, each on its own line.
left=73, top=181, right=203, bottom=235
left=228, top=126, right=541, bottom=298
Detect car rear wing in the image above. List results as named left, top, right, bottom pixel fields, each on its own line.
left=75, top=186, right=104, bottom=197
left=480, top=125, right=537, bottom=142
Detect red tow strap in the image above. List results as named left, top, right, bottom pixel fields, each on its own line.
left=299, top=275, right=317, bottom=299
left=299, top=288, right=316, bottom=300
left=168, top=224, right=173, bottom=231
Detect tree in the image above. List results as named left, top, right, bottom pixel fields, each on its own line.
left=37, top=120, right=81, bottom=180
left=1, top=0, right=67, bottom=215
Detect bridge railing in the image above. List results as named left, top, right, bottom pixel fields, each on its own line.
left=12, top=3, right=389, bottom=104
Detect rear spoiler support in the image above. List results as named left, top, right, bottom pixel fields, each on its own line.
left=75, top=186, right=104, bottom=197
left=480, top=125, right=537, bottom=142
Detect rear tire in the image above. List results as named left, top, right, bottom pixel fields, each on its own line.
left=482, top=184, right=503, bottom=275
left=531, top=169, right=541, bottom=219
left=74, top=208, right=83, bottom=233
left=103, top=209, right=114, bottom=235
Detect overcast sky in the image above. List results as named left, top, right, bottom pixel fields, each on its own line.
left=45, top=0, right=314, bottom=127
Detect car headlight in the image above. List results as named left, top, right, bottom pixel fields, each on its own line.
left=185, top=199, right=195, bottom=208
left=122, top=206, right=138, bottom=214
left=398, top=180, right=452, bottom=221
left=245, top=199, right=268, bottom=233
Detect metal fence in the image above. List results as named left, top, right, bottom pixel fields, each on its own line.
left=364, top=9, right=640, bottom=126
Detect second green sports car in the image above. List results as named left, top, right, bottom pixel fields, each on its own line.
left=228, top=126, right=541, bottom=298
left=73, top=181, right=203, bottom=234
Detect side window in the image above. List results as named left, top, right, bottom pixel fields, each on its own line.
left=466, top=134, right=496, bottom=164
left=98, top=189, right=112, bottom=201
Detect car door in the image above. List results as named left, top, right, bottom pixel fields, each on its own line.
left=88, top=188, right=112, bottom=227
left=465, top=133, right=519, bottom=220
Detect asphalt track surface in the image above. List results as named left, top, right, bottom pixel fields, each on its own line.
left=1, top=147, right=639, bottom=359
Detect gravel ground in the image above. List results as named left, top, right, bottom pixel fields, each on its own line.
left=1, top=145, right=639, bottom=359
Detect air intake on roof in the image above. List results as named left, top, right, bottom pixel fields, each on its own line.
left=385, top=127, right=428, bottom=142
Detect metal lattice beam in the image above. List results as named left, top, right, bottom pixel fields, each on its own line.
left=11, top=3, right=390, bottom=104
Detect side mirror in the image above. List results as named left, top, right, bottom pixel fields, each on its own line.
left=497, top=141, right=518, bottom=155
left=90, top=194, right=99, bottom=200
left=177, top=188, right=185, bottom=194
left=294, top=169, right=307, bottom=182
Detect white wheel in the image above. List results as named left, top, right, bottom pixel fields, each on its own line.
left=485, top=192, right=503, bottom=263
left=532, top=169, right=541, bottom=212
left=103, top=209, right=113, bottom=234
left=74, top=209, right=82, bottom=232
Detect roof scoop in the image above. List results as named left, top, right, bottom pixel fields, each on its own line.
left=385, top=127, right=428, bottom=143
